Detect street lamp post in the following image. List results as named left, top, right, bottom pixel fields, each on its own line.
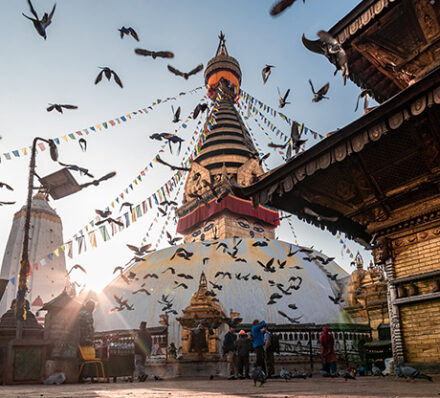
left=15, top=136, right=115, bottom=339
left=15, top=137, right=58, bottom=339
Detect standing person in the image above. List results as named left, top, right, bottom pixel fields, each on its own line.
left=320, top=326, right=337, bottom=375
left=223, top=326, right=237, bottom=380
left=134, top=321, right=152, bottom=382
left=236, top=330, right=251, bottom=379
left=251, top=320, right=266, bottom=373
left=263, top=325, right=275, bottom=377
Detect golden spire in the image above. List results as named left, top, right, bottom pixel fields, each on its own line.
left=216, top=31, right=228, bottom=56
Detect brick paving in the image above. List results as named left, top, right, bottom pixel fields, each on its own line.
left=0, top=376, right=438, bottom=398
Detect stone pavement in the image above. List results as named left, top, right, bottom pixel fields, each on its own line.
left=0, top=376, right=438, bottom=398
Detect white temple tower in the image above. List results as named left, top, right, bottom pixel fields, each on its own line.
left=0, top=192, right=67, bottom=318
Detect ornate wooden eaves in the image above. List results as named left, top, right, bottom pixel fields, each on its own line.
left=327, top=0, right=440, bottom=102
left=233, top=70, right=440, bottom=246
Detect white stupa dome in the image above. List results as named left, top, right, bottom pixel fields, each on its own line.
left=94, top=238, right=351, bottom=345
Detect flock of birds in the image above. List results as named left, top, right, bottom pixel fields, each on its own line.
left=5, top=0, right=434, bottom=386
left=104, top=238, right=343, bottom=328
left=248, top=361, right=433, bottom=387
left=19, top=0, right=209, bottom=141
left=0, top=0, right=373, bottom=208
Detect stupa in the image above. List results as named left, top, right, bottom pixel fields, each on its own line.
left=94, top=34, right=352, bottom=351
left=0, top=192, right=68, bottom=319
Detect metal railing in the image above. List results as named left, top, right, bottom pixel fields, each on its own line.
left=94, top=327, right=168, bottom=359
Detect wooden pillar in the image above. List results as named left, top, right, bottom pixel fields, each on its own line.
left=308, top=331, right=313, bottom=372
left=384, top=259, right=405, bottom=363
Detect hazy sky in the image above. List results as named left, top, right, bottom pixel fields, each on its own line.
left=0, top=0, right=372, bottom=291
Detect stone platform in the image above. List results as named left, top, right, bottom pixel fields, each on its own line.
left=0, top=376, right=438, bottom=398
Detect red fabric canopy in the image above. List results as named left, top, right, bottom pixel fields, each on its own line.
left=177, top=194, right=279, bottom=233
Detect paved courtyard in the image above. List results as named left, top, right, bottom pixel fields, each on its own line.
left=0, top=376, right=438, bottom=398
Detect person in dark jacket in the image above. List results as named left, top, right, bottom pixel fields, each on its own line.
left=134, top=321, right=152, bottom=381
left=251, top=319, right=266, bottom=373
left=320, top=326, right=337, bottom=375
left=223, top=326, right=237, bottom=379
left=236, top=330, right=251, bottom=379
left=263, top=325, right=275, bottom=377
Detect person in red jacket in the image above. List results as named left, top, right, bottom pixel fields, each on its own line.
left=320, top=326, right=337, bottom=375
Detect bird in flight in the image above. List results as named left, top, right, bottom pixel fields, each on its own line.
left=135, top=48, right=174, bottom=59
left=277, top=87, right=291, bottom=108
left=261, top=65, right=275, bottom=84
left=95, top=209, right=112, bottom=218
left=308, top=80, right=330, bottom=103
left=118, top=26, right=139, bottom=41
left=120, top=202, right=134, bottom=213
left=167, top=64, right=204, bottom=80
left=156, top=156, right=191, bottom=172
left=46, top=104, right=78, bottom=113
left=193, top=103, right=208, bottom=119
left=132, top=288, right=150, bottom=296
left=79, top=138, right=87, bottom=152
left=278, top=310, right=303, bottom=324
left=95, top=67, right=123, bottom=88
left=0, top=182, right=14, bottom=191
left=58, top=161, right=93, bottom=178
left=302, top=30, right=349, bottom=84
left=290, top=121, right=307, bottom=154
left=96, top=217, right=124, bottom=228
left=67, top=264, right=87, bottom=275
left=355, top=89, right=374, bottom=112
left=270, top=0, right=304, bottom=16
left=126, top=243, right=152, bottom=256
left=22, top=0, right=56, bottom=40
left=171, top=106, right=181, bottom=123
left=79, top=171, right=116, bottom=189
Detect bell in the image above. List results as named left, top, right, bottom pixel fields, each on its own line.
left=432, top=279, right=440, bottom=293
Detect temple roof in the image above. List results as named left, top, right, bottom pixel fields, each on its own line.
left=325, top=0, right=440, bottom=102
left=233, top=68, right=440, bottom=243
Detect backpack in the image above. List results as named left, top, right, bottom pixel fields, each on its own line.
left=269, top=333, right=280, bottom=354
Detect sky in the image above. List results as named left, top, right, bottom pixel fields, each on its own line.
left=0, top=0, right=372, bottom=292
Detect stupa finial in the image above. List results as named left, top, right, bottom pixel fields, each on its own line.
left=216, top=31, right=228, bottom=56
left=199, top=271, right=207, bottom=290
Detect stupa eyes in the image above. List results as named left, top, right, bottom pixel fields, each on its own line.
left=192, top=230, right=201, bottom=237
left=253, top=226, right=264, bottom=233
left=237, top=219, right=249, bottom=229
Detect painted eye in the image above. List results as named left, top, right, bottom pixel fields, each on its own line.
left=192, top=230, right=201, bottom=237
left=204, top=223, right=214, bottom=232
left=253, top=226, right=264, bottom=233
left=238, top=221, right=249, bottom=229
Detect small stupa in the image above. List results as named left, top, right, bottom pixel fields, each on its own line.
left=177, top=272, right=228, bottom=359
left=0, top=192, right=68, bottom=319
